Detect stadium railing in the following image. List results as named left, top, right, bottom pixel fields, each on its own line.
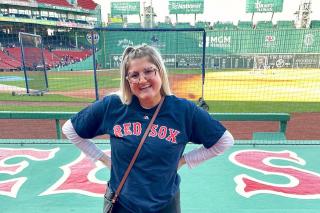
left=0, top=111, right=290, bottom=140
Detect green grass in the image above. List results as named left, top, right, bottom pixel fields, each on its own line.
left=0, top=93, right=92, bottom=102
left=0, top=105, right=85, bottom=112
left=1, top=101, right=320, bottom=113
left=0, top=71, right=120, bottom=91
left=206, top=101, right=320, bottom=113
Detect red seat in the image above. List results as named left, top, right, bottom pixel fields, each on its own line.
left=0, top=61, right=15, bottom=70
left=77, top=0, right=97, bottom=10
left=36, top=0, right=73, bottom=7
left=0, top=51, right=21, bottom=68
left=52, top=50, right=91, bottom=60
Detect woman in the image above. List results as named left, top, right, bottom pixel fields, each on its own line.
left=62, top=45, right=234, bottom=213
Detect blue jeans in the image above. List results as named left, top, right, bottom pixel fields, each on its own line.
left=112, top=190, right=181, bottom=213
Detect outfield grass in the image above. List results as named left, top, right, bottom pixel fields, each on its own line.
left=0, top=71, right=120, bottom=91
left=0, top=105, right=84, bottom=112
left=206, top=101, right=320, bottom=113
left=1, top=70, right=319, bottom=113
left=0, top=93, right=92, bottom=102
left=1, top=101, right=320, bottom=113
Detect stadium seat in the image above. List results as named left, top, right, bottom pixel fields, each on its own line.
left=0, top=61, right=16, bottom=70
left=256, top=21, right=274, bottom=29
left=310, top=20, right=320, bottom=29
left=52, top=50, right=91, bottom=61
left=276, top=20, right=295, bottom=29
left=0, top=51, right=21, bottom=69
left=237, top=21, right=253, bottom=29
left=156, top=22, right=174, bottom=29
left=77, top=0, right=97, bottom=10
left=126, top=23, right=141, bottom=28
left=6, top=47, right=60, bottom=68
left=213, top=22, right=236, bottom=30
left=36, top=0, right=73, bottom=7
left=107, top=23, right=124, bottom=28
left=195, top=21, right=211, bottom=29
left=175, top=22, right=192, bottom=28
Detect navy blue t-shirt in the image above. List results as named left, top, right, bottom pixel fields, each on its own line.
left=71, top=95, right=226, bottom=213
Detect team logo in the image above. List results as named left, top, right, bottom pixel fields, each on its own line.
left=117, top=39, right=134, bottom=48
left=276, top=59, right=285, bottom=68
left=265, top=35, right=275, bottom=42
left=205, top=36, right=231, bottom=48
left=304, top=34, right=314, bottom=47
left=264, top=35, right=276, bottom=48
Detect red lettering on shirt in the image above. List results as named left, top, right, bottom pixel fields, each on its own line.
left=133, top=122, right=142, bottom=136
left=158, top=126, right=167, bottom=139
left=123, top=123, right=132, bottom=136
left=166, top=129, right=180, bottom=143
left=149, top=124, right=158, bottom=137
left=113, top=125, right=123, bottom=137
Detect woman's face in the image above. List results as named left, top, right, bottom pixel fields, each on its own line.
left=127, top=57, right=162, bottom=108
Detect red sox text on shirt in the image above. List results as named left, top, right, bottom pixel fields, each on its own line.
left=113, top=122, right=180, bottom=143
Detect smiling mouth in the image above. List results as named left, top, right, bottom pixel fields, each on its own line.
left=140, top=85, right=151, bottom=90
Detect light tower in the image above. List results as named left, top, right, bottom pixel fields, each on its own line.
left=294, top=0, right=312, bottom=28
left=142, top=0, right=156, bottom=28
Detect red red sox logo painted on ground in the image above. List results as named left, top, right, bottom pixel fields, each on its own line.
left=1, top=148, right=320, bottom=199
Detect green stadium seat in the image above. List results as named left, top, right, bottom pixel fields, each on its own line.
left=237, top=21, right=253, bottom=29
left=195, top=21, right=211, bottom=29
left=213, top=22, right=236, bottom=30
left=256, top=21, right=273, bottom=29
left=276, top=20, right=295, bottom=29
left=126, top=23, right=141, bottom=28
left=175, top=22, right=192, bottom=28
left=310, top=20, right=320, bottom=29
left=107, top=23, right=124, bottom=28
left=156, top=22, right=173, bottom=29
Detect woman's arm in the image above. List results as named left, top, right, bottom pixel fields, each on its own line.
left=181, top=130, right=234, bottom=169
left=62, top=119, right=111, bottom=169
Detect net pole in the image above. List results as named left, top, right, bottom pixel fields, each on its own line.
left=201, top=30, right=206, bottom=99
left=19, top=32, right=30, bottom=94
left=91, top=31, right=99, bottom=101
left=39, top=36, right=49, bottom=91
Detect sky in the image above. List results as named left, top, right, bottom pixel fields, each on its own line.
left=93, top=0, right=320, bottom=25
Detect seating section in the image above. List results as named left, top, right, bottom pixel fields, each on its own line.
left=175, top=22, right=192, bottom=28
left=77, top=0, right=97, bottom=10
left=0, top=51, right=21, bottom=70
left=126, top=23, right=141, bottom=28
left=52, top=50, right=91, bottom=60
left=107, top=23, right=124, bottom=28
left=256, top=21, right=273, bottom=29
left=0, top=61, right=15, bottom=70
left=213, top=22, right=236, bottom=30
left=6, top=47, right=59, bottom=68
left=237, top=21, right=253, bottom=29
left=195, top=21, right=211, bottom=29
left=0, top=48, right=91, bottom=70
left=310, top=20, right=320, bottom=29
left=36, top=0, right=73, bottom=7
left=156, top=22, right=174, bottom=29
left=276, top=20, right=295, bottom=29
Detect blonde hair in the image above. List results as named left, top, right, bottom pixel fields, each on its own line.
left=119, top=45, right=172, bottom=104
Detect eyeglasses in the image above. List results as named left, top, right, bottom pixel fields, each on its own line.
left=126, top=67, right=158, bottom=84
